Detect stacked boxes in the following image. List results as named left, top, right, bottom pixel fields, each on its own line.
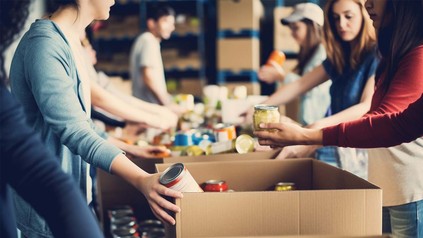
left=217, top=0, right=263, bottom=95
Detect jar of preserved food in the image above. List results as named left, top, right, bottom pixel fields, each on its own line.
left=253, top=105, right=280, bottom=131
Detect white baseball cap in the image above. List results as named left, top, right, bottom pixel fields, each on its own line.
left=281, top=3, right=324, bottom=27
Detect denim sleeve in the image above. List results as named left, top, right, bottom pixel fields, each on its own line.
left=24, top=37, right=121, bottom=172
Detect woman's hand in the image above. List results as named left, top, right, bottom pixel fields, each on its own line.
left=126, top=145, right=171, bottom=159
left=258, top=64, right=286, bottom=84
left=135, top=173, right=183, bottom=225
left=275, top=145, right=320, bottom=159
left=253, top=122, right=323, bottom=147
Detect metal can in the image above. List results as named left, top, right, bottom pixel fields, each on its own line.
left=274, top=182, right=296, bottom=191
left=213, top=123, right=237, bottom=142
left=202, top=180, right=228, bottom=192
left=266, top=50, right=286, bottom=66
left=235, top=134, right=255, bottom=154
left=253, top=105, right=280, bottom=131
left=108, top=206, right=134, bottom=219
left=159, top=163, right=204, bottom=192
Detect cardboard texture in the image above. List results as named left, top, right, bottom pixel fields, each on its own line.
left=96, top=150, right=280, bottom=235
left=156, top=159, right=382, bottom=237
left=218, top=0, right=263, bottom=32
left=218, top=38, right=260, bottom=71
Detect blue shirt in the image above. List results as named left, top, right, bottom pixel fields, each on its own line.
left=316, top=49, right=379, bottom=170
left=323, top=49, right=379, bottom=114
left=0, top=85, right=103, bottom=238
left=9, top=19, right=122, bottom=237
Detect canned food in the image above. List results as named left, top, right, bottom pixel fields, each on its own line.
left=213, top=123, right=237, bottom=142
left=235, top=134, right=255, bottom=154
left=111, top=216, right=137, bottom=230
left=108, top=206, right=134, bottom=219
left=202, top=180, right=228, bottom=192
left=112, top=227, right=139, bottom=238
left=274, top=182, right=296, bottom=191
left=174, top=131, right=193, bottom=146
left=159, top=163, right=203, bottom=192
left=253, top=105, right=280, bottom=131
left=175, top=94, right=194, bottom=111
left=266, top=50, right=286, bottom=66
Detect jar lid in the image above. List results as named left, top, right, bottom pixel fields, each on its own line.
left=254, top=104, right=279, bottom=111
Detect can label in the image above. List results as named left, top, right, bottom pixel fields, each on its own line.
left=202, top=180, right=228, bottom=192
left=266, top=50, right=286, bottom=66
left=274, top=182, right=296, bottom=191
left=213, top=123, right=237, bottom=142
left=159, top=163, right=203, bottom=192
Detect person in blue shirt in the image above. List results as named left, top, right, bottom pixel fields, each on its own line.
left=8, top=0, right=182, bottom=237
left=0, top=0, right=103, bottom=237
left=245, top=0, right=378, bottom=172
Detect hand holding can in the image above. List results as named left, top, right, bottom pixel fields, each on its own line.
left=266, top=50, right=286, bottom=67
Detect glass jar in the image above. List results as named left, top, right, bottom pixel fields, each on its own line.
left=253, top=105, right=280, bottom=131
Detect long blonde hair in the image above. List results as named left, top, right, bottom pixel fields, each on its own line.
left=323, top=0, right=376, bottom=74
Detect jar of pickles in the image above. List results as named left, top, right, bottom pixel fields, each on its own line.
left=253, top=105, right=280, bottom=131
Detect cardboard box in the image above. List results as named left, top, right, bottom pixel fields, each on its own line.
left=156, top=159, right=382, bottom=237
left=217, top=38, right=260, bottom=71
left=218, top=0, right=263, bottom=32
left=96, top=150, right=280, bottom=234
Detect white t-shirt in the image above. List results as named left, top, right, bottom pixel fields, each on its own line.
left=130, top=32, right=167, bottom=104
left=368, top=138, right=423, bottom=206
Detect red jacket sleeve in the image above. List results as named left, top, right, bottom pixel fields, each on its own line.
left=323, top=94, right=423, bottom=148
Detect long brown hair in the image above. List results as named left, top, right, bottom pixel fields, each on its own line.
left=376, top=0, right=423, bottom=92
left=323, top=0, right=376, bottom=74
left=295, top=19, right=323, bottom=75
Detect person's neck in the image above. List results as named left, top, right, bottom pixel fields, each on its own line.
left=149, top=30, right=162, bottom=43
left=50, top=6, right=92, bottom=44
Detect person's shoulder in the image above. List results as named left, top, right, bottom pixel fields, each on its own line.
left=23, top=20, right=70, bottom=55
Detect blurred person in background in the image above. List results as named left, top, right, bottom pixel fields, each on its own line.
left=130, top=3, right=186, bottom=115
left=8, top=0, right=182, bottom=237
left=245, top=0, right=378, bottom=178
left=0, top=0, right=103, bottom=237
left=256, top=0, right=423, bottom=236
left=80, top=32, right=178, bottom=132
left=258, top=2, right=331, bottom=126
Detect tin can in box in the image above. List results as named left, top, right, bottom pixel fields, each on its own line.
left=202, top=180, right=228, bottom=192
left=159, top=163, right=203, bottom=192
left=274, top=182, right=296, bottom=191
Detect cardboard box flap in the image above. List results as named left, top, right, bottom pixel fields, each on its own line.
left=162, top=150, right=280, bottom=164
left=312, top=160, right=380, bottom=190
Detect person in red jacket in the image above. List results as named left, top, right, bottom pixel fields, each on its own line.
left=256, top=0, right=423, bottom=236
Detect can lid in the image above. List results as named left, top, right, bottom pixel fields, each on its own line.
left=254, top=104, right=279, bottom=111
left=235, top=134, right=255, bottom=154
left=205, top=179, right=226, bottom=185
left=276, top=182, right=295, bottom=186
left=159, top=163, right=184, bottom=186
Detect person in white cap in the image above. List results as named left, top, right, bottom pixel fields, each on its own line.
left=258, top=2, right=331, bottom=126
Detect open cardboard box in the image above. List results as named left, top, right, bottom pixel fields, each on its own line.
left=156, top=159, right=382, bottom=237
left=96, top=150, right=280, bottom=235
